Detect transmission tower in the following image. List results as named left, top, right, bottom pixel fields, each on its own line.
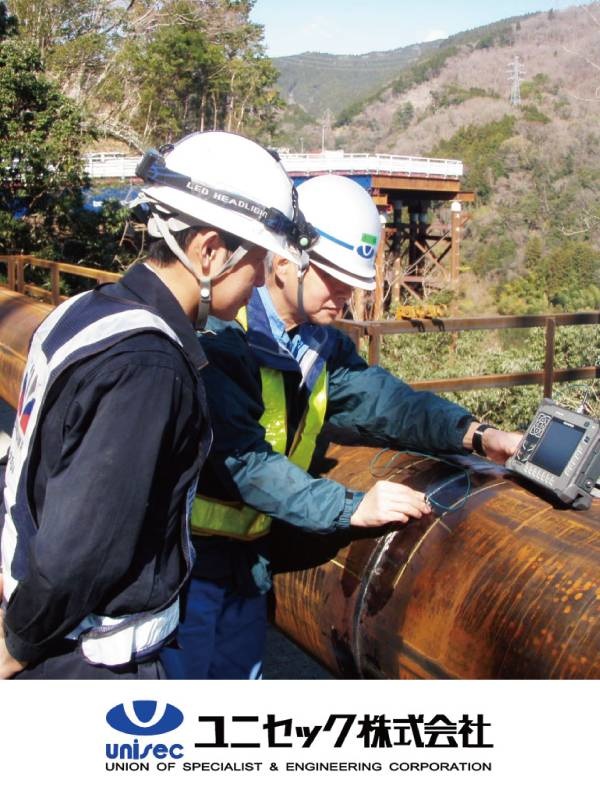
left=507, top=56, right=525, bottom=106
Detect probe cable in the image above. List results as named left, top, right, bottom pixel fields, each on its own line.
left=368, top=447, right=473, bottom=513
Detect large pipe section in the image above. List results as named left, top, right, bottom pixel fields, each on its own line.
left=271, top=444, right=600, bottom=678
left=0, top=289, right=50, bottom=408
left=0, top=287, right=598, bottom=678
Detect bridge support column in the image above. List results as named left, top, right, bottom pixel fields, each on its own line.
left=450, top=200, right=462, bottom=288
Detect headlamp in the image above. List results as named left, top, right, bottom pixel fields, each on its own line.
left=263, top=207, right=319, bottom=251
left=136, top=148, right=319, bottom=252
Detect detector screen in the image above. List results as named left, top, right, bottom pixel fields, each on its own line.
left=530, top=419, right=586, bottom=476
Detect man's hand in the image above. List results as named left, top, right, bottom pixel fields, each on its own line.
left=350, top=480, right=431, bottom=528
left=481, top=428, right=522, bottom=463
left=464, top=423, right=522, bottom=465
left=0, top=574, right=27, bottom=679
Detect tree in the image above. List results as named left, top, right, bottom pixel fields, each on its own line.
left=5, top=1, right=281, bottom=147
left=0, top=2, right=17, bottom=38
left=430, top=116, right=516, bottom=203
left=0, top=18, right=127, bottom=266
left=0, top=23, right=80, bottom=251
left=102, top=0, right=281, bottom=144
left=523, top=236, right=542, bottom=275
left=120, top=21, right=225, bottom=143
left=393, top=102, right=414, bottom=131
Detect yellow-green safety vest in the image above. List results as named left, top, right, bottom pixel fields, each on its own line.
left=190, top=308, right=328, bottom=541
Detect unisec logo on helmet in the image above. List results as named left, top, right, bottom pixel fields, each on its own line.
left=296, top=174, right=381, bottom=290
left=356, top=233, right=378, bottom=260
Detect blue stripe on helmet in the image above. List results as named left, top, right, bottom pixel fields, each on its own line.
left=315, top=227, right=354, bottom=251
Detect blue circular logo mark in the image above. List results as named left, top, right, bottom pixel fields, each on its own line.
left=356, top=244, right=375, bottom=259
left=106, top=701, right=184, bottom=736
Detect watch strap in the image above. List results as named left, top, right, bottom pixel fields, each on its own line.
left=472, top=423, right=496, bottom=456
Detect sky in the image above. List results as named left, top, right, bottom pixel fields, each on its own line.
left=250, top=0, right=595, bottom=57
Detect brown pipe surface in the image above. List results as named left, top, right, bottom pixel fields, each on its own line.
left=271, top=444, right=600, bottom=678
left=0, top=288, right=598, bottom=679
left=0, top=288, right=51, bottom=408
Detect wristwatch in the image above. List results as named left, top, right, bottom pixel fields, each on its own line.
left=471, top=423, right=496, bottom=456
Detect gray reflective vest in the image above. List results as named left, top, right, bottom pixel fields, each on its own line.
left=1, top=289, right=192, bottom=666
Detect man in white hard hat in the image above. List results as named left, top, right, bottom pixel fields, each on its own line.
left=0, top=131, right=310, bottom=679
left=162, top=174, right=521, bottom=680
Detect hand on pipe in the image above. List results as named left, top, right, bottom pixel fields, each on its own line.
left=350, top=480, right=431, bottom=528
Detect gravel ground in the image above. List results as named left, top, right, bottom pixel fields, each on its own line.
left=263, top=626, right=331, bottom=679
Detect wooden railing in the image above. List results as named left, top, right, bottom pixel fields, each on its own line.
left=335, top=312, right=600, bottom=398
left=0, top=254, right=120, bottom=305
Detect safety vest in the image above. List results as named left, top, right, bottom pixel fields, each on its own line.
left=190, top=308, right=328, bottom=541
left=1, top=289, right=193, bottom=667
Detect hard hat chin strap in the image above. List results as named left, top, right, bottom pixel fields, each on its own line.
left=296, top=252, right=310, bottom=323
left=151, top=212, right=249, bottom=330
left=150, top=213, right=208, bottom=329
left=150, top=213, right=196, bottom=273
left=196, top=243, right=250, bottom=330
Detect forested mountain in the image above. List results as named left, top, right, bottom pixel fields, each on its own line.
left=273, top=43, right=439, bottom=117
left=272, top=15, right=528, bottom=118
left=274, top=4, right=600, bottom=317
left=273, top=3, right=599, bottom=424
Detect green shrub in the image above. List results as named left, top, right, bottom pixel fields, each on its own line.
left=521, top=104, right=551, bottom=124
left=377, top=326, right=599, bottom=430
left=392, top=102, right=414, bottom=130
left=520, top=73, right=554, bottom=102
left=391, top=46, right=459, bottom=96
left=430, top=84, right=498, bottom=111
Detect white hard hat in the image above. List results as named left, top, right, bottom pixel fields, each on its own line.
left=137, top=131, right=313, bottom=265
left=297, top=175, right=381, bottom=290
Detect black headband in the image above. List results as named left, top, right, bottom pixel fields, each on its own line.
left=136, top=149, right=318, bottom=251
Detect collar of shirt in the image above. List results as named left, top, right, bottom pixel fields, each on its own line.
left=245, top=286, right=331, bottom=391
left=114, top=262, right=207, bottom=371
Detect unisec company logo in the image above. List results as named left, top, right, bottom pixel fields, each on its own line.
left=355, top=232, right=378, bottom=260
left=106, top=701, right=184, bottom=736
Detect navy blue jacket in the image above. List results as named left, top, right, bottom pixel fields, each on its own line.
left=3, top=264, right=211, bottom=663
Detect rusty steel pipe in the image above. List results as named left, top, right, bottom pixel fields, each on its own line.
left=0, top=287, right=598, bottom=679
left=271, top=444, right=600, bottom=678
left=0, top=288, right=51, bottom=408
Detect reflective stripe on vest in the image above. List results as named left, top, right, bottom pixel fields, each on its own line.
left=66, top=597, right=180, bottom=667
left=191, top=311, right=328, bottom=541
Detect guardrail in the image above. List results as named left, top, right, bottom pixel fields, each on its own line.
left=82, top=151, right=464, bottom=181
left=84, top=153, right=140, bottom=179
left=280, top=151, right=463, bottom=178
left=1, top=256, right=596, bottom=399
left=335, top=313, right=600, bottom=398
left=0, top=254, right=120, bottom=304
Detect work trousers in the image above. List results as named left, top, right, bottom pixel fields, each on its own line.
left=160, top=577, right=266, bottom=679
